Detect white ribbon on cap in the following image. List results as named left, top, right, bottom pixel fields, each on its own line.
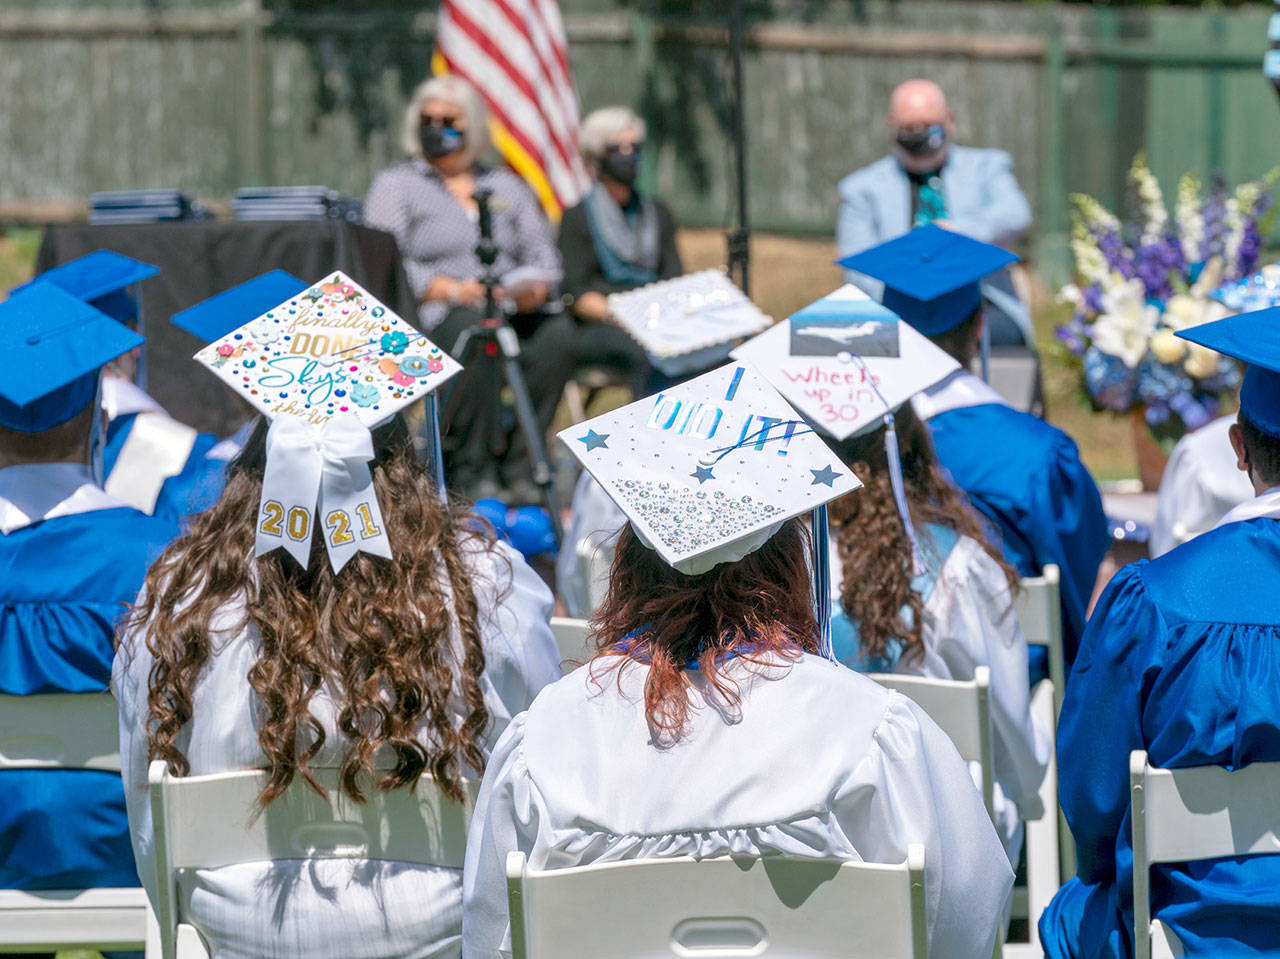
left=257, top=414, right=392, bottom=572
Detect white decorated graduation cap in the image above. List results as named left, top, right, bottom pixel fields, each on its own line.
left=194, top=270, right=462, bottom=571
left=836, top=224, right=1017, bottom=336
left=14, top=250, right=158, bottom=325
left=172, top=270, right=309, bottom=343
left=194, top=270, right=461, bottom=428
left=731, top=284, right=960, bottom=440
left=1178, top=308, right=1280, bottom=438
left=557, top=363, right=861, bottom=576
left=0, top=284, right=143, bottom=433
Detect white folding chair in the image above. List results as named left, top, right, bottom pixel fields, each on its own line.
left=1130, top=750, right=1280, bottom=959
left=1015, top=563, right=1075, bottom=884
left=869, top=669, right=1002, bottom=957
left=506, top=846, right=927, bottom=959
left=1003, top=679, right=1062, bottom=959
left=1014, top=564, right=1066, bottom=722
left=550, top=616, right=592, bottom=669
left=148, top=761, right=478, bottom=959
left=869, top=668, right=995, bottom=822
left=0, top=692, right=150, bottom=954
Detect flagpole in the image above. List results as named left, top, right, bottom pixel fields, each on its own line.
left=726, top=0, right=751, bottom=298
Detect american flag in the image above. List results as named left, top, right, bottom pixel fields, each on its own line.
left=432, top=0, right=593, bottom=221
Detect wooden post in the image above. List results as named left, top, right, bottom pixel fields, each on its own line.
left=1207, top=8, right=1226, bottom=175
left=1036, top=21, right=1072, bottom=288
left=632, top=1, right=658, bottom=197
left=239, top=0, right=268, bottom=187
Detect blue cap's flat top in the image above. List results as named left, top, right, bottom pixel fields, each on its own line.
left=1177, top=307, right=1280, bottom=372
left=11, top=249, right=159, bottom=303
left=171, top=270, right=309, bottom=342
left=835, top=224, right=1018, bottom=302
left=0, top=284, right=144, bottom=407
left=1179, top=308, right=1280, bottom=438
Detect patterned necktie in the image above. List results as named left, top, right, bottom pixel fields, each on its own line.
left=913, top=174, right=947, bottom=226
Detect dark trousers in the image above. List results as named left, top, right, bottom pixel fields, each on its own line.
left=435, top=307, right=649, bottom=487
left=507, top=312, right=650, bottom=482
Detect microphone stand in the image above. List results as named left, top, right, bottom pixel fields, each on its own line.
left=726, top=0, right=751, bottom=297
left=441, top=187, right=564, bottom=543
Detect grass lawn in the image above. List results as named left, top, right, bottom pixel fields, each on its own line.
left=0, top=224, right=1141, bottom=483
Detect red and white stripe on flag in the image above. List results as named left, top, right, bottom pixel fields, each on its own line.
left=433, top=0, right=593, bottom=221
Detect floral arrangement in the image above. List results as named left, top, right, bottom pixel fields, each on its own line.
left=1057, top=156, right=1278, bottom=445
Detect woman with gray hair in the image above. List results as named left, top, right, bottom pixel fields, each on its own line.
left=560, top=106, right=682, bottom=321
left=364, top=74, right=562, bottom=499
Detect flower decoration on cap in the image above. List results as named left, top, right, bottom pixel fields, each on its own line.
left=399, top=355, right=431, bottom=377
left=248, top=317, right=281, bottom=345
left=351, top=382, right=380, bottom=407
left=193, top=270, right=463, bottom=571
left=381, top=330, right=409, bottom=354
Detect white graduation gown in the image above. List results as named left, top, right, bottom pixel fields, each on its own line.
left=114, top=536, right=562, bottom=959
left=1151, top=414, right=1254, bottom=557
left=832, top=531, right=1052, bottom=864
left=462, top=652, right=1013, bottom=959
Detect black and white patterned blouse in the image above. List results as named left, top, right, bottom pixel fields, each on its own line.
left=364, top=158, right=563, bottom=330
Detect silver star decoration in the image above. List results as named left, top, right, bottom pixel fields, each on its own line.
left=810, top=464, right=840, bottom=487
left=691, top=465, right=714, bottom=484
left=578, top=429, right=609, bottom=451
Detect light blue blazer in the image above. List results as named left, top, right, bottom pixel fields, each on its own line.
left=836, top=147, right=1034, bottom=343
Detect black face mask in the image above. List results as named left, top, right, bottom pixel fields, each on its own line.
left=420, top=124, right=466, bottom=160
left=599, top=149, right=641, bottom=187
left=895, top=124, right=947, bottom=157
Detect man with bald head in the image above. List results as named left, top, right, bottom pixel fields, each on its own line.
left=837, top=79, right=1034, bottom=345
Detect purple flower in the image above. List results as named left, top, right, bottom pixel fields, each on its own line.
left=1201, top=173, right=1228, bottom=262
left=1055, top=318, right=1088, bottom=356
left=1237, top=223, right=1264, bottom=280
left=1096, top=229, right=1134, bottom=279
left=1083, top=284, right=1105, bottom=314
left=1134, top=242, right=1174, bottom=299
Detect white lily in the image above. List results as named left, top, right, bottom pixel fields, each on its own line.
left=1058, top=283, right=1083, bottom=308
left=1090, top=278, right=1158, bottom=368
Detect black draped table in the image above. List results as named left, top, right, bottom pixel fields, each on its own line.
left=37, top=220, right=416, bottom=437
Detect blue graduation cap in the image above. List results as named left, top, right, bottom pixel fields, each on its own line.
left=170, top=270, right=309, bottom=343
left=13, top=249, right=159, bottom=325
left=836, top=224, right=1018, bottom=336
left=0, top=284, right=144, bottom=433
left=1178, top=308, right=1280, bottom=438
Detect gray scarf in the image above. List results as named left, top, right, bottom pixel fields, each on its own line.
left=583, top=183, right=661, bottom=286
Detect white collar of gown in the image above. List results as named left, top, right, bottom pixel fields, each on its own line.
left=0, top=462, right=132, bottom=535
left=100, top=376, right=165, bottom=421
left=1212, top=484, right=1280, bottom=529
left=910, top=369, right=1007, bottom=422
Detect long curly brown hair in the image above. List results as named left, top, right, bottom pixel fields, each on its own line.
left=121, top=416, right=496, bottom=806
left=829, top=403, right=1016, bottom=666
left=589, top=518, right=817, bottom=743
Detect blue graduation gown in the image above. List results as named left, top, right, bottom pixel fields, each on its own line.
left=927, top=402, right=1108, bottom=664
left=0, top=507, right=177, bottom=889
left=105, top=412, right=226, bottom=524
left=1040, top=513, right=1280, bottom=958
